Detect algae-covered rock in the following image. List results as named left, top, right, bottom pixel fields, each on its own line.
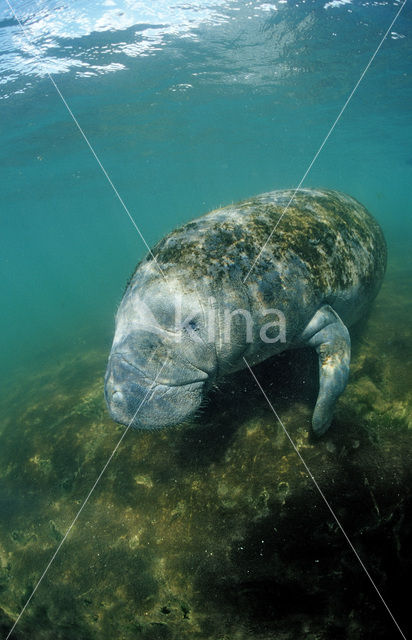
left=0, top=264, right=411, bottom=640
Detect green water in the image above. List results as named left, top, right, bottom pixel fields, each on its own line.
left=0, top=1, right=411, bottom=638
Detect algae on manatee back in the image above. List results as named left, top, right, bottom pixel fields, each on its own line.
left=106, top=189, right=386, bottom=438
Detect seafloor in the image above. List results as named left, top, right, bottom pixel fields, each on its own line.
left=0, top=258, right=411, bottom=640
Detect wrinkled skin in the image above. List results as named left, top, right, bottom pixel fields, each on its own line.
left=104, top=267, right=258, bottom=428
left=105, top=189, right=386, bottom=432
left=105, top=273, right=218, bottom=428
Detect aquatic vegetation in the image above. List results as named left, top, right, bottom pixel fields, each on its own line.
left=0, top=263, right=411, bottom=639
left=0, top=1, right=410, bottom=637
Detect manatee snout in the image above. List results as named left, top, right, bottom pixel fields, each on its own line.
left=105, top=351, right=209, bottom=429
left=105, top=353, right=150, bottom=427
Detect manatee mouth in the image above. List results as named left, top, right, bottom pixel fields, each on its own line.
left=109, top=353, right=209, bottom=386
left=104, top=353, right=208, bottom=429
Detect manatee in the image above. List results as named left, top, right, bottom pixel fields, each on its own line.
left=105, top=188, right=386, bottom=435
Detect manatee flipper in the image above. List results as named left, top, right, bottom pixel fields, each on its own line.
left=300, top=305, right=351, bottom=436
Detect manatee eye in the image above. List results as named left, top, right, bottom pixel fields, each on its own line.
left=187, top=319, right=199, bottom=332
left=181, top=315, right=201, bottom=335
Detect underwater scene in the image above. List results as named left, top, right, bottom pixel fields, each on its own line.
left=0, top=1, right=411, bottom=638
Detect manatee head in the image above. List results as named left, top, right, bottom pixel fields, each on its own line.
left=105, top=269, right=217, bottom=429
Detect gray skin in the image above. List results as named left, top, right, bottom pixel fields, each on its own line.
left=105, top=188, right=386, bottom=435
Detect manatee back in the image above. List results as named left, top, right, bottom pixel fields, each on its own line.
left=249, top=189, right=387, bottom=327
left=144, top=188, right=386, bottom=329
